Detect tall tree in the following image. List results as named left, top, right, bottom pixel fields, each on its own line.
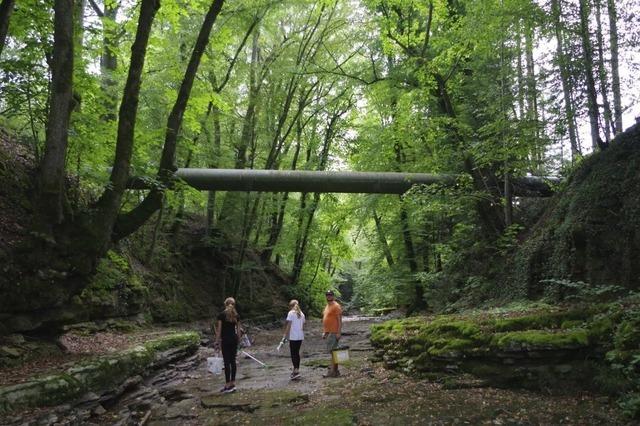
left=90, top=0, right=161, bottom=250
left=0, top=0, right=15, bottom=58
left=88, top=0, right=121, bottom=119
left=607, top=0, right=623, bottom=133
left=114, top=0, right=226, bottom=240
left=37, top=0, right=75, bottom=226
left=551, top=0, right=580, bottom=159
left=578, top=0, right=605, bottom=150
left=594, top=0, right=614, bottom=142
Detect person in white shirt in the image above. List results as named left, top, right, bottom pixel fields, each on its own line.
left=281, top=299, right=305, bottom=379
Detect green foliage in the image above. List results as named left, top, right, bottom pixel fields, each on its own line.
left=540, top=278, right=630, bottom=303
left=496, top=224, right=525, bottom=255
left=619, top=393, right=640, bottom=419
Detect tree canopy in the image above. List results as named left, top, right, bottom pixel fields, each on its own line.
left=0, top=0, right=638, bottom=312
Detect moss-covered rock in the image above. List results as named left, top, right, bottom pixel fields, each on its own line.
left=371, top=303, right=637, bottom=397
left=490, top=329, right=589, bottom=351
left=0, top=331, right=199, bottom=414
left=492, top=308, right=594, bottom=332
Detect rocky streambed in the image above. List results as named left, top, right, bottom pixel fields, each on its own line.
left=0, top=314, right=629, bottom=425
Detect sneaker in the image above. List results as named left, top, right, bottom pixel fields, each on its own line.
left=223, top=386, right=236, bottom=393
left=322, top=371, right=340, bottom=378
left=219, top=386, right=228, bottom=393
left=290, top=372, right=301, bottom=380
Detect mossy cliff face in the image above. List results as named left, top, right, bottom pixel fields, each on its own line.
left=507, top=123, right=640, bottom=299
left=0, top=250, right=148, bottom=335
left=0, top=332, right=199, bottom=414
left=0, top=233, right=291, bottom=335
left=370, top=304, right=637, bottom=394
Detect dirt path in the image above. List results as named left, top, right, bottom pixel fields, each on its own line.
left=45, top=316, right=627, bottom=425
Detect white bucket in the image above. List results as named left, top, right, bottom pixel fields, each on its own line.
left=207, top=356, right=223, bottom=375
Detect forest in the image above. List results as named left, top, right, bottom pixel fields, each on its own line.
left=0, top=0, right=639, bottom=424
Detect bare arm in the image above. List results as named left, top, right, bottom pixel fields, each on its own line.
left=283, top=321, right=292, bottom=340
left=215, top=320, right=222, bottom=346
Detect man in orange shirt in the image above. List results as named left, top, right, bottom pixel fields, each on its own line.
left=322, top=290, right=342, bottom=378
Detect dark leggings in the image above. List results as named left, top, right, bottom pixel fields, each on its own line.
left=289, top=340, right=302, bottom=369
left=221, top=339, right=237, bottom=383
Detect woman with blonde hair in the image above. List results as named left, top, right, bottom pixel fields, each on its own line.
left=215, top=297, right=242, bottom=393
left=281, top=299, right=305, bottom=379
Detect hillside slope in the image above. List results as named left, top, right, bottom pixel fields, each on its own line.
left=506, top=122, right=640, bottom=299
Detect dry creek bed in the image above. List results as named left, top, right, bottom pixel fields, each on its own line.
left=2, top=316, right=629, bottom=425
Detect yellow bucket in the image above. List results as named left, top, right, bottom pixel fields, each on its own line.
left=331, top=348, right=350, bottom=364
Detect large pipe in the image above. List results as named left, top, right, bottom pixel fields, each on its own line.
left=127, top=168, right=558, bottom=196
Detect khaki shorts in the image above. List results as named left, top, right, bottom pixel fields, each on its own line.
left=325, top=333, right=339, bottom=353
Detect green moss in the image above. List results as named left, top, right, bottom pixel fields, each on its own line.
left=143, top=332, right=199, bottom=352
left=491, top=329, right=589, bottom=350
left=561, top=320, right=583, bottom=329
left=424, top=318, right=484, bottom=340
left=493, top=309, right=593, bottom=332
left=426, top=338, right=477, bottom=356
left=79, top=249, right=148, bottom=307
left=285, top=407, right=355, bottom=425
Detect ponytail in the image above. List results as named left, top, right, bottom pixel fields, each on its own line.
left=289, top=299, right=303, bottom=319
left=224, top=297, right=238, bottom=323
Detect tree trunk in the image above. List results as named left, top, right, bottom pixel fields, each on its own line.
left=206, top=104, right=221, bottom=232
left=551, top=0, right=580, bottom=159
left=260, top=94, right=313, bottom=263
left=218, top=31, right=261, bottom=226
left=170, top=150, right=193, bottom=236
left=93, top=0, right=160, bottom=251
left=146, top=200, right=164, bottom=263
left=236, top=29, right=260, bottom=169
left=373, top=211, right=395, bottom=268
left=114, top=0, right=225, bottom=241
left=515, top=23, right=525, bottom=121
left=290, top=105, right=343, bottom=284
left=400, top=203, right=425, bottom=311
left=38, top=0, right=75, bottom=227
left=607, top=0, right=623, bottom=133
left=291, top=192, right=320, bottom=286
left=524, top=21, right=541, bottom=167
left=594, top=0, right=614, bottom=142
left=579, top=0, right=606, bottom=150
left=101, top=1, right=119, bottom=119
left=0, top=0, right=15, bottom=58
left=504, top=172, right=513, bottom=227
left=73, top=0, right=86, bottom=58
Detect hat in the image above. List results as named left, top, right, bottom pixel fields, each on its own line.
left=325, top=290, right=335, bottom=296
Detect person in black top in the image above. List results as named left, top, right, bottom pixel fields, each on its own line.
left=215, top=297, right=242, bottom=393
